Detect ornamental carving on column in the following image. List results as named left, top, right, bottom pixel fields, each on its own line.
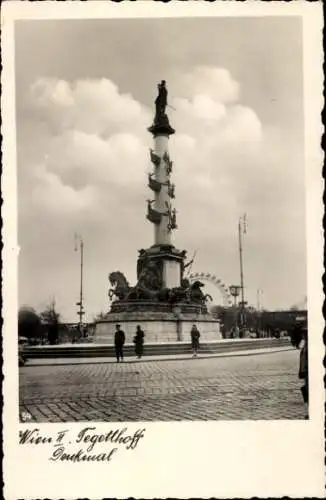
left=148, top=173, right=162, bottom=193
left=165, top=201, right=178, bottom=232
left=150, top=149, right=161, bottom=167
left=169, top=208, right=177, bottom=231
left=146, top=199, right=162, bottom=224
left=163, top=152, right=173, bottom=175
left=167, top=181, right=175, bottom=198
left=140, top=261, right=162, bottom=291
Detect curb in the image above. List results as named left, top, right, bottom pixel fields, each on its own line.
left=22, top=347, right=295, bottom=368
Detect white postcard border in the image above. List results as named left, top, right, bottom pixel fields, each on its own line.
left=2, top=2, right=324, bottom=498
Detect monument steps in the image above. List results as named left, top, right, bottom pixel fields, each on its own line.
left=23, top=338, right=291, bottom=359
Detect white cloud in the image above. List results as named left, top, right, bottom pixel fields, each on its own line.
left=45, top=129, right=147, bottom=190
left=176, top=66, right=240, bottom=103
left=18, top=67, right=305, bottom=319
left=28, top=77, right=150, bottom=136
left=31, top=162, right=98, bottom=215
left=175, top=94, right=227, bottom=122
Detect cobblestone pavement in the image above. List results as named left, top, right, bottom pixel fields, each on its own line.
left=19, top=350, right=305, bottom=422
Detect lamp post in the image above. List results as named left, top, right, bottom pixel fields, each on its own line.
left=229, top=285, right=241, bottom=338
left=229, top=285, right=241, bottom=307
left=238, top=216, right=247, bottom=336
left=74, top=234, right=85, bottom=335
left=256, top=288, right=263, bottom=336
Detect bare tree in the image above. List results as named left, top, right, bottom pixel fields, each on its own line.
left=93, top=311, right=108, bottom=322
left=18, top=306, right=42, bottom=343
left=40, top=301, right=61, bottom=345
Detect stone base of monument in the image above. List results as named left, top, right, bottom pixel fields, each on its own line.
left=23, top=338, right=292, bottom=360
left=94, top=311, right=221, bottom=344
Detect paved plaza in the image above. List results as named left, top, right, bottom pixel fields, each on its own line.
left=19, top=349, right=305, bottom=422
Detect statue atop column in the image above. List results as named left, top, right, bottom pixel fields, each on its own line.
left=149, top=80, right=175, bottom=136
left=155, top=80, right=167, bottom=119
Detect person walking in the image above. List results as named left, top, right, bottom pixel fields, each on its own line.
left=190, top=324, right=200, bottom=357
left=114, top=324, right=125, bottom=363
left=133, top=325, right=145, bottom=359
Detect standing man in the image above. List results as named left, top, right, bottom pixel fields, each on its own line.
left=190, top=324, right=200, bottom=357
left=114, top=324, right=125, bottom=363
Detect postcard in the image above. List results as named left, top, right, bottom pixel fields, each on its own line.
left=2, top=1, right=324, bottom=498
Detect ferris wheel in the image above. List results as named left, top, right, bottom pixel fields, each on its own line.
left=189, top=272, right=233, bottom=307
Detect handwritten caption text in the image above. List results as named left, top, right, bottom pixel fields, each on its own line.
left=19, top=426, right=146, bottom=463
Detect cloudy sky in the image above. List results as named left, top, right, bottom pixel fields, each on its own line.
left=15, top=16, right=306, bottom=321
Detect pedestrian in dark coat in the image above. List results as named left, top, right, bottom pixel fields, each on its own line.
left=133, top=325, right=145, bottom=359
left=290, top=324, right=303, bottom=348
left=298, top=327, right=308, bottom=419
left=114, top=324, right=125, bottom=362
left=190, top=324, right=200, bottom=357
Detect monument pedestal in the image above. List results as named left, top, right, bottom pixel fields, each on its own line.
left=98, top=82, right=221, bottom=347
left=94, top=311, right=221, bottom=344
left=137, top=244, right=185, bottom=290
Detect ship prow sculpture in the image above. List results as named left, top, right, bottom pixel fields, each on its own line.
left=94, top=82, right=221, bottom=343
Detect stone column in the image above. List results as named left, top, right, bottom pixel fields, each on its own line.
left=153, top=134, right=171, bottom=246
left=146, top=81, right=183, bottom=290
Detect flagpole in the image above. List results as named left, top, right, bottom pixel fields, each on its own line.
left=75, top=234, right=85, bottom=332
left=79, top=238, right=84, bottom=329
left=256, top=288, right=262, bottom=335
left=185, top=250, right=197, bottom=277
left=238, top=218, right=245, bottom=332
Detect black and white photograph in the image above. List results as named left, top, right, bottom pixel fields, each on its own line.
left=2, top=2, right=324, bottom=498
left=16, top=12, right=312, bottom=423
